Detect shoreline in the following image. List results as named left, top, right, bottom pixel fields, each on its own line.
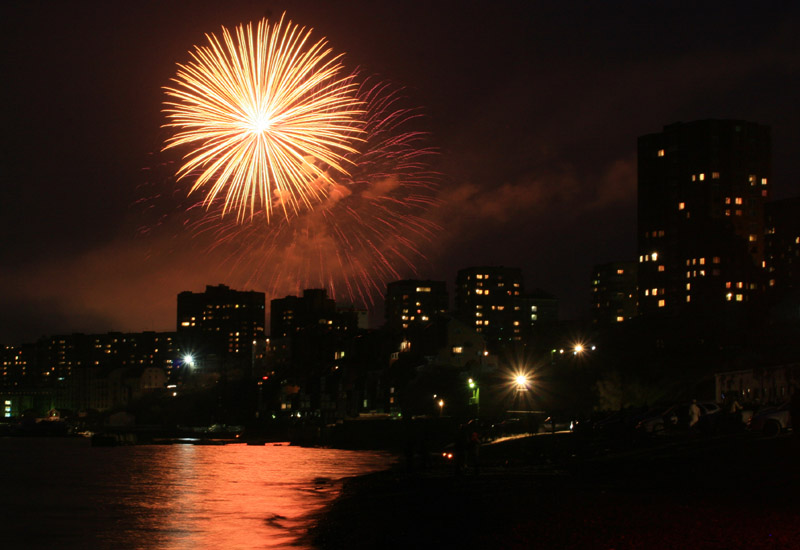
left=309, top=432, right=800, bottom=549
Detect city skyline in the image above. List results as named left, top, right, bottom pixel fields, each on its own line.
left=3, top=1, right=800, bottom=343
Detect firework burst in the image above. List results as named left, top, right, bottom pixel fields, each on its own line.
left=163, top=15, right=364, bottom=221
left=190, top=80, right=441, bottom=305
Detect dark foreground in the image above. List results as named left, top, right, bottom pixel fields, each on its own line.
left=310, top=432, right=800, bottom=549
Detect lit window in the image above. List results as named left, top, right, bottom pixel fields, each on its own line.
left=651, top=252, right=658, bottom=261
left=617, top=269, right=624, bottom=275
left=735, top=210, right=742, bottom=216
left=749, top=235, right=757, bottom=242
left=736, top=294, right=743, bottom=302
left=416, top=287, right=431, bottom=293
left=476, top=274, right=483, bottom=280
left=658, top=265, right=665, bottom=272
left=762, top=190, right=768, bottom=197
left=712, top=172, right=720, bottom=179
left=652, top=288, right=658, bottom=295
left=658, top=300, right=665, bottom=308
left=686, top=295, right=691, bottom=303
left=686, top=283, right=691, bottom=290
left=616, top=316, right=624, bottom=322
left=761, top=178, right=768, bottom=185
left=692, top=175, right=697, bottom=182
left=699, top=173, right=705, bottom=181
left=726, top=293, right=733, bottom=301
left=749, top=175, right=756, bottom=185
left=476, top=289, right=483, bottom=295
left=645, top=289, right=650, bottom=296
left=735, top=197, right=743, bottom=205
left=657, top=149, right=665, bottom=157
left=725, top=209, right=731, bottom=216
left=678, top=202, right=685, bottom=210
left=452, top=346, right=463, bottom=354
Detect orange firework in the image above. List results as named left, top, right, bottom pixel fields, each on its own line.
left=189, top=81, right=441, bottom=306
left=163, top=15, right=364, bottom=221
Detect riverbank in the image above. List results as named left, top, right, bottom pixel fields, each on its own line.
left=310, top=432, right=800, bottom=549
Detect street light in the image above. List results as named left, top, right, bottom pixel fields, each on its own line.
left=468, top=378, right=480, bottom=416
left=438, top=399, right=445, bottom=417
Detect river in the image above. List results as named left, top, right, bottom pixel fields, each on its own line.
left=0, top=437, right=396, bottom=549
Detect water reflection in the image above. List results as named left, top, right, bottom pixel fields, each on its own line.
left=0, top=439, right=395, bottom=549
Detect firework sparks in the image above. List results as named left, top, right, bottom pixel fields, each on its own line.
left=163, top=15, right=364, bottom=221
left=185, top=81, right=441, bottom=306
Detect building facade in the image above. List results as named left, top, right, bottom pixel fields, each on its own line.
left=455, top=266, right=526, bottom=349
left=591, top=261, right=638, bottom=325
left=637, top=120, right=771, bottom=316
left=177, top=284, right=266, bottom=359
left=384, top=279, right=448, bottom=333
left=765, top=198, right=800, bottom=297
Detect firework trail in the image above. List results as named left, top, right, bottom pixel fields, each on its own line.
left=163, top=15, right=364, bottom=222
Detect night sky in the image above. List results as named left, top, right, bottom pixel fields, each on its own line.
left=3, top=1, right=800, bottom=344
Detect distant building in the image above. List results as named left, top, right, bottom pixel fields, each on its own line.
left=765, top=198, right=800, bottom=296
left=177, top=284, right=265, bottom=359
left=524, top=289, right=559, bottom=329
left=591, top=261, right=637, bottom=324
left=455, top=266, right=526, bottom=349
left=270, top=289, right=353, bottom=338
left=269, top=289, right=363, bottom=420
left=1, top=331, right=179, bottom=414
left=637, top=120, right=771, bottom=316
left=384, top=279, right=448, bottom=333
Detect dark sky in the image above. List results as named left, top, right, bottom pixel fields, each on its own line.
left=2, top=0, right=799, bottom=343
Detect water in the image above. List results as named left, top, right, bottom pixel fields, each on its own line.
left=0, top=437, right=396, bottom=549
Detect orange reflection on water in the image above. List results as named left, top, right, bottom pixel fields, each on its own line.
left=157, top=444, right=394, bottom=549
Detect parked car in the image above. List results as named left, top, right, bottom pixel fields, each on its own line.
left=748, top=402, right=793, bottom=436
left=636, top=401, right=721, bottom=434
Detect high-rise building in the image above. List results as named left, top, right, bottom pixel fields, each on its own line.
left=384, top=279, right=448, bottom=333
left=270, top=289, right=346, bottom=338
left=177, top=284, right=265, bottom=358
left=591, top=261, right=637, bottom=325
left=637, top=120, right=771, bottom=316
left=764, top=198, right=800, bottom=297
left=455, top=266, right=525, bottom=348
left=524, top=289, right=560, bottom=329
